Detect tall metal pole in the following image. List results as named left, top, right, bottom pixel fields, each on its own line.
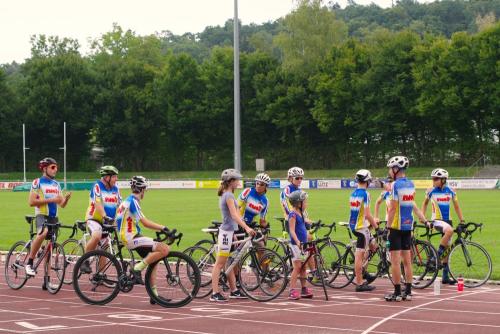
left=234, top=0, right=241, bottom=171
left=59, top=122, right=67, bottom=190
left=23, top=124, right=27, bottom=182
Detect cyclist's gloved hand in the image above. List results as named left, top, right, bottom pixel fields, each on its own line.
left=162, top=226, right=170, bottom=233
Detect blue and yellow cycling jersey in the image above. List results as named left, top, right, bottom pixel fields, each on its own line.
left=280, top=184, right=299, bottom=217
left=237, top=187, right=268, bottom=226
left=380, top=190, right=391, bottom=221
left=30, top=177, right=61, bottom=217
left=390, top=178, right=416, bottom=231
left=85, top=180, right=122, bottom=222
left=116, top=195, right=144, bottom=242
left=426, top=186, right=457, bottom=221
left=349, top=188, right=370, bottom=230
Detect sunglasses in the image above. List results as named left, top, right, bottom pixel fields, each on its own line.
left=432, top=177, right=441, bottom=181
left=256, top=181, right=267, bottom=187
left=48, top=165, right=58, bottom=170
left=294, top=177, right=303, bottom=181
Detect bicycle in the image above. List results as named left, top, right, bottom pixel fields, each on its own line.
left=417, top=221, right=492, bottom=288
left=185, top=226, right=288, bottom=302
left=72, top=223, right=200, bottom=307
left=60, top=219, right=135, bottom=285
left=5, top=215, right=68, bottom=294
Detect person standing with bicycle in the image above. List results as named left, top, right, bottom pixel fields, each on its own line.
left=238, top=173, right=270, bottom=229
left=349, top=169, right=378, bottom=292
left=116, top=176, right=169, bottom=297
left=421, top=168, right=465, bottom=285
left=287, top=190, right=314, bottom=300
left=385, top=156, right=428, bottom=302
left=280, top=167, right=319, bottom=282
left=210, top=169, right=256, bottom=303
left=26, top=157, right=71, bottom=277
left=80, top=166, right=121, bottom=273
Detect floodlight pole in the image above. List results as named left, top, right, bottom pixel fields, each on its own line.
left=59, top=122, right=67, bottom=190
left=234, top=0, right=242, bottom=171
left=22, top=124, right=29, bottom=182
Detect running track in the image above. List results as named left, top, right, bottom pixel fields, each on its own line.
left=1, top=260, right=499, bottom=334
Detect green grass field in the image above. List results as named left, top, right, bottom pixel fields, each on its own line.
left=1, top=188, right=498, bottom=279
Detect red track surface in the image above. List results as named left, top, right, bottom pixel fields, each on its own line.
left=1, top=261, right=499, bottom=334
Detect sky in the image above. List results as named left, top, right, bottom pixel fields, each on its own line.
left=0, top=0, right=432, bottom=64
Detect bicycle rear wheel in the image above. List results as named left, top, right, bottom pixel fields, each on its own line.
left=184, top=245, right=215, bottom=298
left=328, top=241, right=355, bottom=289
left=448, top=240, right=492, bottom=288
left=312, top=241, right=340, bottom=287
left=146, top=251, right=200, bottom=308
left=61, top=238, right=84, bottom=285
left=73, top=250, right=122, bottom=305
left=45, top=243, right=65, bottom=294
left=411, top=240, right=438, bottom=289
left=239, top=247, right=288, bottom=302
left=314, top=253, right=329, bottom=301
left=5, top=241, right=30, bottom=290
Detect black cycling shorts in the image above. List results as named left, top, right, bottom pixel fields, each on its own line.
left=388, top=229, right=412, bottom=251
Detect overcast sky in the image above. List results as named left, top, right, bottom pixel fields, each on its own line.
left=0, top=0, right=432, bottom=64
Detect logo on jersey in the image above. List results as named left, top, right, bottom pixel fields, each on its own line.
left=248, top=202, right=263, bottom=212
left=104, top=196, right=118, bottom=203
left=436, top=196, right=451, bottom=202
left=45, top=188, right=59, bottom=194
left=94, top=184, right=101, bottom=196
left=350, top=200, right=361, bottom=208
left=402, top=194, right=414, bottom=201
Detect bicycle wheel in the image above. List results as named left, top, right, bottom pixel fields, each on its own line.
left=194, top=239, right=214, bottom=249
left=312, top=241, right=341, bottom=287
left=146, top=251, right=200, bottom=308
left=105, top=241, right=136, bottom=269
left=73, top=250, right=122, bottom=305
left=314, top=253, right=329, bottom=301
left=328, top=241, right=355, bottom=289
left=411, top=240, right=438, bottom=289
left=45, top=243, right=65, bottom=294
left=61, top=238, right=84, bottom=285
left=5, top=241, right=30, bottom=290
left=239, top=247, right=288, bottom=302
left=267, top=237, right=293, bottom=273
left=448, top=240, right=492, bottom=288
left=184, top=245, right=215, bottom=298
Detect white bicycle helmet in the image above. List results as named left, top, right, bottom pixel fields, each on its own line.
left=130, top=176, right=148, bottom=192
left=431, top=168, right=449, bottom=179
left=355, top=169, right=372, bottom=183
left=221, top=169, right=242, bottom=181
left=287, top=167, right=304, bottom=178
left=387, top=156, right=410, bottom=169
left=255, top=173, right=271, bottom=185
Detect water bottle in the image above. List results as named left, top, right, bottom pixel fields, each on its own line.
left=457, top=275, right=464, bottom=292
left=385, top=240, right=391, bottom=262
left=433, top=278, right=441, bottom=295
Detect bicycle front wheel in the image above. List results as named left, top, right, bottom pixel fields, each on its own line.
left=328, top=241, right=355, bottom=289
left=44, top=243, right=65, bottom=294
left=239, top=247, right=288, bottom=302
left=73, top=250, right=122, bottom=305
left=146, top=251, right=200, bottom=308
left=61, top=238, right=84, bottom=285
left=5, top=241, right=30, bottom=290
left=184, top=245, right=215, bottom=298
left=448, top=240, right=492, bottom=288
left=411, top=240, right=438, bottom=289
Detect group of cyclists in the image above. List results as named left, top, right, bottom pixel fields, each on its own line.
left=24, top=154, right=466, bottom=303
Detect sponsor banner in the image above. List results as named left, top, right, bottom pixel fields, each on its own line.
left=413, top=180, right=433, bottom=189
left=341, top=179, right=378, bottom=189
left=269, top=180, right=281, bottom=189
left=447, top=179, right=498, bottom=189
left=309, top=180, right=318, bottom=189
left=316, top=180, right=342, bottom=189
left=196, top=180, right=242, bottom=189
left=117, top=180, right=196, bottom=189
left=279, top=180, right=310, bottom=189
left=0, top=181, right=24, bottom=190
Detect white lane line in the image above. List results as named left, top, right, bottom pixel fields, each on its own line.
left=361, top=289, right=494, bottom=334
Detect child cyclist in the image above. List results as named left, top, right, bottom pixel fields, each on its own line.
left=421, top=168, right=465, bottom=285
left=287, top=190, right=314, bottom=300
left=210, top=169, right=256, bottom=302
left=349, top=169, right=378, bottom=292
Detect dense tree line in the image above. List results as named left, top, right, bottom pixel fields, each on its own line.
left=0, top=0, right=499, bottom=171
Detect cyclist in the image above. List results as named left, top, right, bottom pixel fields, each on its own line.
left=385, top=156, right=428, bottom=302
left=211, top=169, right=256, bottom=302
left=280, top=167, right=318, bottom=281
left=26, top=157, right=71, bottom=277
left=237, top=173, right=270, bottom=229
left=287, top=190, right=313, bottom=300
left=115, top=176, right=169, bottom=299
left=421, top=168, right=465, bottom=285
left=374, top=176, right=393, bottom=224
left=349, top=169, right=378, bottom=292
left=80, top=166, right=121, bottom=273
